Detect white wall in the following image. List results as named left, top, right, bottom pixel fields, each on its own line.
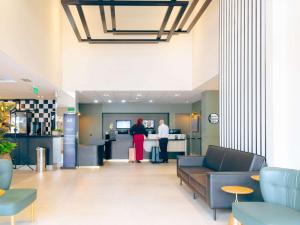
left=0, top=0, right=62, bottom=87
left=266, top=0, right=300, bottom=169
left=192, top=0, right=219, bottom=89
left=62, top=14, right=193, bottom=91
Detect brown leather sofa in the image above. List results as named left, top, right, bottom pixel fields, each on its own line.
left=177, top=145, right=266, bottom=220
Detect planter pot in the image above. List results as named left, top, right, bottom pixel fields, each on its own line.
left=52, top=131, right=62, bottom=136
left=0, top=153, right=11, bottom=161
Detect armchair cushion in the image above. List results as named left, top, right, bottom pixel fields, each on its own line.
left=0, top=159, right=13, bottom=190
left=0, top=189, right=37, bottom=216
left=260, top=167, right=300, bottom=211
left=233, top=202, right=300, bottom=225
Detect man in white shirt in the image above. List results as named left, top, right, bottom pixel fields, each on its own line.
left=158, top=119, right=169, bottom=163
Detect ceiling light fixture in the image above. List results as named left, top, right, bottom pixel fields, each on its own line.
left=149, top=100, right=153, bottom=103
left=174, top=94, right=180, bottom=97
left=62, top=0, right=212, bottom=44
left=121, top=100, right=126, bottom=103
left=137, top=94, right=142, bottom=97
left=0, top=79, right=16, bottom=83
left=94, top=100, right=99, bottom=103
left=103, top=94, right=110, bottom=97
left=108, top=100, right=112, bottom=103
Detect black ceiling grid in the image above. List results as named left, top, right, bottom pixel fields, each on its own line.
left=61, top=0, right=213, bottom=44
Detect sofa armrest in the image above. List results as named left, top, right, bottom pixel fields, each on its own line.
left=177, top=156, right=205, bottom=167
left=207, top=171, right=263, bottom=209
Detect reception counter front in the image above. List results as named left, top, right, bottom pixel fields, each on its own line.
left=110, top=133, right=186, bottom=159
left=144, top=134, right=187, bottom=154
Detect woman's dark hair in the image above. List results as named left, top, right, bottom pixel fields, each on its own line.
left=137, top=118, right=143, bottom=126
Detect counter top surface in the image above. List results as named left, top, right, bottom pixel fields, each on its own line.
left=145, top=138, right=186, bottom=141
left=5, top=134, right=63, bottom=138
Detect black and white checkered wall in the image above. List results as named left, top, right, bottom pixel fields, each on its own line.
left=0, top=99, right=56, bottom=135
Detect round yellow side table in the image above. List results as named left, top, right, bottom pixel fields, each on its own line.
left=222, top=186, right=254, bottom=225
left=0, top=189, right=5, bottom=197
left=251, top=175, right=260, bottom=182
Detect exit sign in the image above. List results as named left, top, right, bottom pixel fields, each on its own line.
left=68, top=107, right=75, bottom=112
left=33, top=86, right=39, bottom=95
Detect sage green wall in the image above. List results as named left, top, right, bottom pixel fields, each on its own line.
left=191, top=100, right=202, bottom=155
left=79, top=104, right=103, bottom=145
left=201, top=91, right=219, bottom=155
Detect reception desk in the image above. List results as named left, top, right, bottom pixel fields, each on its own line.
left=144, top=134, right=187, bottom=154
left=110, top=133, right=186, bottom=159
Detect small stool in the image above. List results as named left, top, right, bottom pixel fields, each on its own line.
left=0, top=189, right=5, bottom=197
left=222, top=186, right=254, bottom=225
left=251, top=175, right=260, bottom=182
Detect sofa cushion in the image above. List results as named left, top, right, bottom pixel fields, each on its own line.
left=250, top=155, right=266, bottom=171
left=181, top=167, right=213, bottom=175
left=0, top=189, right=37, bottom=216
left=189, top=174, right=208, bottom=199
left=220, top=149, right=254, bottom=171
left=233, top=202, right=300, bottom=225
left=203, top=145, right=226, bottom=171
left=190, top=174, right=208, bottom=189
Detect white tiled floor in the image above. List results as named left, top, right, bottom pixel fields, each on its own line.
left=0, top=161, right=229, bottom=225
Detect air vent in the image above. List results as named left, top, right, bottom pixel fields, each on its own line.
left=21, top=78, right=32, bottom=83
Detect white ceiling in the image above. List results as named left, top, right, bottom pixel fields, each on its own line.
left=0, top=51, right=56, bottom=99
left=78, top=76, right=219, bottom=104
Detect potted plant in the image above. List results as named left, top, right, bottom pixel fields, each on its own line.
left=0, top=102, right=17, bottom=160
left=52, top=128, right=63, bottom=136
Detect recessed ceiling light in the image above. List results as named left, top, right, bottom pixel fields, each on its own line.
left=149, top=100, right=153, bottom=103
left=135, top=97, right=139, bottom=100
left=103, top=94, right=110, bottom=97
left=0, top=79, right=16, bottom=83
left=94, top=100, right=99, bottom=103
left=174, top=94, right=180, bottom=97
left=108, top=100, right=112, bottom=103
left=121, top=100, right=126, bottom=103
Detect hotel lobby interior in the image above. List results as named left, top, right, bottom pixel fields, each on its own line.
left=0, top=0, right=300, bottom=225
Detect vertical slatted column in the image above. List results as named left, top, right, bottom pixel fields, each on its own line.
left=219, top=0, right=266, bottom=157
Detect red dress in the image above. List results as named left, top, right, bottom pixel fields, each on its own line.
left=133, top=134, right=144, bottom=160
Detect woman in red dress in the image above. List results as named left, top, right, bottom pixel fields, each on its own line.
left=130, top=118, right=148, bottom=163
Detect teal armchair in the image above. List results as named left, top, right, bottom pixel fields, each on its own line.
left=233, top=167, right=300, bottom=225
left=0, top=159, right=37, bottom=225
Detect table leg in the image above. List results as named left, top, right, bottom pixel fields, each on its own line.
left=31, top=201, right=35, bottom=222
left=10, top=216, right=15, bottom=225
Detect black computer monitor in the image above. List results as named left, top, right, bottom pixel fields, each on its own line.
left=169, top=129, right=181, bottom=134
left=116, top=120, right=131, bottom=129
left=143, top=120, right=155, bottom=129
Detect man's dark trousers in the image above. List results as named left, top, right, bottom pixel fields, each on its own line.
left=159, top=138, right=169, bottom=162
